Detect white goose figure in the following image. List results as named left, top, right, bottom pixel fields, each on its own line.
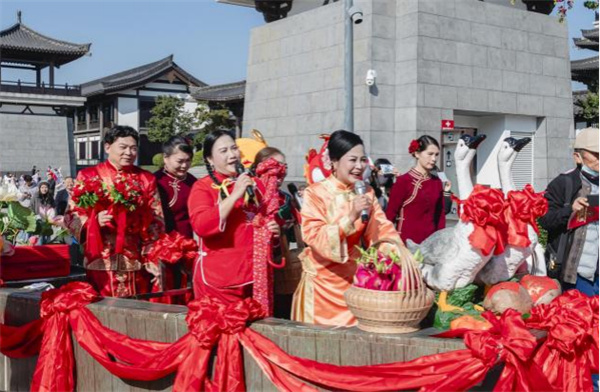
left=454, top=134, right=486, bottom=201
left=408, top=134, right=488, bottom=311
left=477, top=137, right=546, bottom=284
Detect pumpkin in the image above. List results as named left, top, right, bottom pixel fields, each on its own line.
left=450, top=315, right=492, bottom=331
left=483, top=282, right=533, bottom=314
left=519, top=275, right=562, bottom=306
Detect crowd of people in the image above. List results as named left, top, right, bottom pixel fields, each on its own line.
left=12, top=124, right=596, bottom=328
left=1, top=167, right=74, bottom=218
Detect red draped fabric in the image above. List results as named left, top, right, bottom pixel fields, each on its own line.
left=0, top=318, right=42, bottom=358
left=0, top=282, right=596, bottom=392
left=525, top=290, right=599, bottom=392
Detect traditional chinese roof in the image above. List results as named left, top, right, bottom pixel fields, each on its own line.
left=581, top=27, right=599, bottom=42
left=573, top=37, right=598, bottom=51
left=190, top=81, right=246, bottom=102
left=0, top=19, right=91, bottom=67
left=571, top=56, right=599, bottom=72
left=571, top=56, right=599, bottom=84
left=80, top=55, right=206, bottom=97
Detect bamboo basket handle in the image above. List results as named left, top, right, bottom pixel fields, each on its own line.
left=369, top=239, right=425, bottom=298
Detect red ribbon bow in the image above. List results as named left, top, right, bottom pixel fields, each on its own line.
left=186, top=296, right=265, bottom=349
left=461, top=185, right=508, bottom=256
left=33, top=282, right=99, bottom=392
left=505, top=185, right=548, bottom=248
left=40, top=282, right=99, bottom=319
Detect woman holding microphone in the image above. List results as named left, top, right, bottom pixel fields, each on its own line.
left=187, top=130, right=279, bottom=304
left=292, top=130, right=403, bottom=326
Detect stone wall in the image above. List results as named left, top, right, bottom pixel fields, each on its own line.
left=0, top=113, right=74, bottom=176
left=243, top=0, right=573, bottom=188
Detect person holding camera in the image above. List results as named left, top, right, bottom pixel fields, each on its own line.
left=539, top=127, right=599, bottom=297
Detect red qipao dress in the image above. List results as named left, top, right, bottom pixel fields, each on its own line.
left=64, top=161, right=165, bottom=297
left=154, top=170, right=197, bottom=302
left=385, top=169, right=446, bottom=244
left=187, top=172, right=264, bottom=304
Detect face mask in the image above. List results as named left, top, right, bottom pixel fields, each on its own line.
left=582, top=164, right=599, bottom=177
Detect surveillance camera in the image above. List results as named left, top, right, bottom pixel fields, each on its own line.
left=366, top=69, right=377, bottom=86
left=348, top=5, right=363, bottom=24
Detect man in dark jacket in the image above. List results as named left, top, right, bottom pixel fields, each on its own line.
left=539, top=127, right=599, bottom=297
left=55, top=176, right=74, bottom=215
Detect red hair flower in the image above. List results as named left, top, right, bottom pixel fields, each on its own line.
left=408, top=139, right=420, bottom=155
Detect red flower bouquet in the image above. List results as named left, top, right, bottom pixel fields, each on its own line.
left=108, top=173, right=146, bottom=212
left=71, top=176, right=107, bottom=209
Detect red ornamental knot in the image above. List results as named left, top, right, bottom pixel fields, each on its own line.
left=464, top=309, right=537, bottom=368
left=39, top=282, right=99, bottom=319
left=185, top=296, right=266, bottom=349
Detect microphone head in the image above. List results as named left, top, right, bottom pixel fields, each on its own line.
left=235, top=162, right=245, bottom=175
left=354, top=180, right=366, bottom=194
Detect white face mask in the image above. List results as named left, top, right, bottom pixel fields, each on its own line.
left=582, top=164, right=599, bottom=177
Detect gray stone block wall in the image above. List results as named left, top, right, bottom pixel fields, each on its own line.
left=0, top=113, right=73, bottom=176
left=244, top=0, right=573, bottom=186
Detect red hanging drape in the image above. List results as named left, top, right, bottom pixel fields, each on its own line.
left=0, top=282, right=596, bottom=392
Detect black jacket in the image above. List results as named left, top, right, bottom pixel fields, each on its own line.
left=539, top=168, right=582, bottom=246
left=538, top=167, right=586, bottom=283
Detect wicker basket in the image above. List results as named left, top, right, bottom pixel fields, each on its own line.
left=344, top=243, right=434, bottom=333
left=274, top=225, right=305, bottom=295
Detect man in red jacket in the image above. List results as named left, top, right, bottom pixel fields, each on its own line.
left=65, top=126, right=164, bottom=297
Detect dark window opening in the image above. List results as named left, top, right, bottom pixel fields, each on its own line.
left=78, top=142, right=87, bottom=160
left=89, top=106, right=99, bottom=122
left=90, top=141, right=100, bottom=160
left=77, top=108, right=86, bottom=124
left=102, top=103, right=114, bottom=123
left=139, top=99, right=156, bottom=129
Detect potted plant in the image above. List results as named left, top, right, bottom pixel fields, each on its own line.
left=344, top=244, right=434, bottom=333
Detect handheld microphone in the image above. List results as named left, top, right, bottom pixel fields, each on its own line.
left=354, top=180, right=369, bottom=223
left=287, top=182, right=303, bottom=210
left=235, top=162, right=255, bottom=199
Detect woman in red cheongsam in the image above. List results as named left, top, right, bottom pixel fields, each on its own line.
left=187, top=130, right=280, bottom=304
left=386, top=135, right=446, bottom=245
left=154, top=136, right=197, bottom=303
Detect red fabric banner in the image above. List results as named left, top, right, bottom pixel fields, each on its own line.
left=31, top=282, right=99, bottom=392
left=0, top=282, right=597, bottom=392
left=525, top=290, right=599, bottom=392
left=0, top=318, right=43, bottom=358
left=239, top=310, right=554, bottom=392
